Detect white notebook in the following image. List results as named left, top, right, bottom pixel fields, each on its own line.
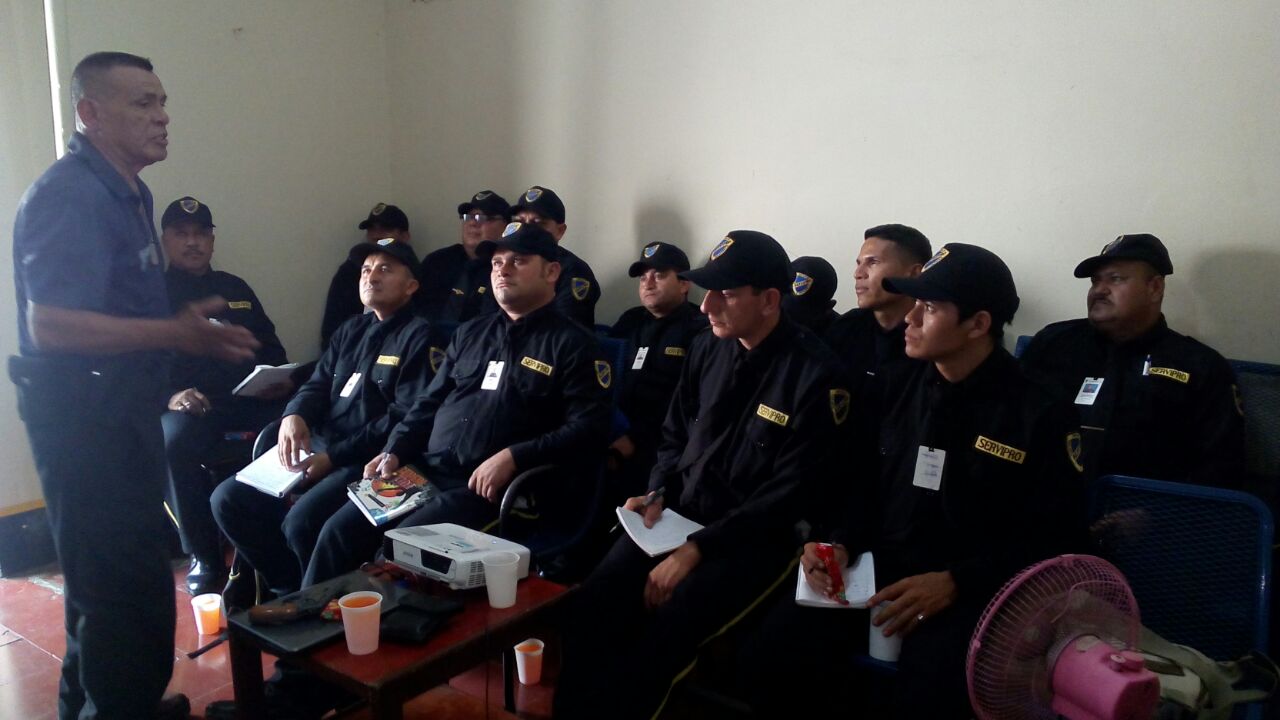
left=794, top=550, right=876, bottom=609
left=615, top=506, right=705, bottom=557
left=234, top=445, right=309, bottom=498
left=232, top=363, right=302, bottom=398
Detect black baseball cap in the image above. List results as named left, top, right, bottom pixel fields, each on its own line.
left=512, top=186, right=566, bottom=224
left=628, top=242, right=691, bottom=277
left=883, top=243, right=1020, bottom=324
left=477, top=221, right=560, bottom=262
left=161, top=196, right=214, bottom=229
left=1073, top=233, right=1173, bottom=278
left=457, top=190, right=511, bottom=219
left=349, top=237, right=423, bottom=281
left=786, top=256, right=838, bottom=302
left=680, top=230, right=791, bottom=292
left=357, top=203, right=410, bottom=231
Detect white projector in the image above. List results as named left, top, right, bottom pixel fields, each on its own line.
left=384, top=523, right=531, bottom=589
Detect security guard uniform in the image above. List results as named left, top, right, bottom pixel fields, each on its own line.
left=557, top=316, right=852, bottom=719
left=1021, top=316, right=1244, bottom=487
left=551, top=245, right=600, bottom=328
left=607, top=301, right=707, bottom=498
left=418, top=243, right=492, bottom=323
left=163, top=265, right=289, bottom=570
left=304, top=229, right=612, bottom=586
left=211, top=306, right=436, bottom=595
left=781, top=255, right=840, bottom=336
left=10, top=131, right=176, bottom=718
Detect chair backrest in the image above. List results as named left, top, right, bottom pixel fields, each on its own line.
left=597, top=336, right=628, bottom=406
left=1089, top=475, right=1273, bottom=660
left=1013, top=334, right=1032, bottom=358
left=1231, top=360, right=1280, bottom=481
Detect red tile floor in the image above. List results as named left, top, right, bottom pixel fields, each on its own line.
left=0, top=559, right=553, bottom=719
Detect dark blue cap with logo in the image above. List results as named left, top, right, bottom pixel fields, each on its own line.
left=680, top=230, right=791, bottom=292
left=1073, top=233, right=1173, bottom=278
left=161, top=196, right=214, bottom=229
left=883, top=243, right=1020, bottom=324
left=358, top=202, right=410, bottom=231
left=349, top=237, right=423, bottom=282
left=628, top=242, right=691, bottom=277
left=477, top=221, right=560, bottom=262
left=512, top=186, right=566, bottom=224
left=457, top=190, right=511, bottom=219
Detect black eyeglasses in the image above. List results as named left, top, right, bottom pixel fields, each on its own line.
left=460, top=213, right=504, bottom=223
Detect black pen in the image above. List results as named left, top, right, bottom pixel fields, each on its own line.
left=641, top=487, right=665, bottom=509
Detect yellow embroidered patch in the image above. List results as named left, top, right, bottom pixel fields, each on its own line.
left=756, top=404, right=790, bottom=427
left=829, top=389, right=850, bottom=426
left=663, top=347, right=686, bottom=357
left=1066, top=432, right=1083, bottom=473
left=428, top=347, right=445, bottom=374
left=974, top=435, right=1026, bottom=464
left=595, top=360, right=612, bottom=389
left=1148, top=367, right=1190, bottom=384
left=376, top=355, right=400, bottom=367
left=227, top=301, right=252, bottom=310
left=521, top=357, right=553, bottom=376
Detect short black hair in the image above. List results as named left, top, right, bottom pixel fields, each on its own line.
left=864, top=224, right=932, bottom=266
left=70, top=51, right=153, bottom=106
left=956, top=304, right=1011, bottom=342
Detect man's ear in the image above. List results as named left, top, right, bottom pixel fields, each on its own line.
left=966, top=310, right=993, bottom=340
left=906, top=263, right=925, bottom=278
left=76, top=97, right=98, bottom=132
left=1149, top=274, right=1166, bottom=304
left=760, top=287, right=783, bottom=316
left=545, top=260, right=562, bottom=284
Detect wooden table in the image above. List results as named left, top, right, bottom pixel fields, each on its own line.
left=228, top=575, right=572, bottom=720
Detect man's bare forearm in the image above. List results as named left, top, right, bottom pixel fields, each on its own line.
left=28, top=303, right=179, bottom=355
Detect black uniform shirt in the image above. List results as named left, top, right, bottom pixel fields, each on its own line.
left=419, top=244, right=494, bottom=324
left=649, top=319, right=852, bottom=558
left=823, top=308, right=915, bottom=396
left=1020, top=317, right=1244, bottom=488
left=874, top=348, right=1084, bottom=601
left=165, top=267, right=288, bottom=399
left=551, top=246, right=600, bottom=328
left=384, top=303, right=610, bottom=488
left=608, top=302, right=708, bottom=454
left=286, top=308, right=435, bottom=467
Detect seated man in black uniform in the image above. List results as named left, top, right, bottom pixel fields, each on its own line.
left=319, top=202, right=413, bottom=349
left=510, top=185, right=601, bottom=327
left=605, top=242, right=707, bottom=501
left=781, top=255, right=839, bottom=335
left=554, top=231, right=852, bottom=720
left=418, top=190, right=510, bottom=323
left=159, top=196, right=291, bottom=595
left=1020, top=233, right=1244, bottom=488
left=211, top=238, right=435, bottom=598
left=303, top=222, right=611, bottom=587
left=824, top=223, right=932, bottom=400
left=745, top=243, right=1085, bottom=719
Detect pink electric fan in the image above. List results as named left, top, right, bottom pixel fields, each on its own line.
left=967, top=554, right=1161, bottom=720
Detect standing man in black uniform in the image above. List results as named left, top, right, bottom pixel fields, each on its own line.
left=304, top=222, right=611, bottom=585
left=824, top=224, right=932, bottom=401
left=510, top=186, right=600, bottom=327
left=319, top=202, right=413, bottom=349
left=159, top=195, right=291, bottom=595
left=10, top=51, right=259, bottom=720
left=554, top=231, right=852, bottom=720
left=1020, top=233, right=1244, bottom=489
left=781, top=255, right=839, bottom=336
left=747, top=244, right=1084, bottom=718
left=211, top=238, right=435, bottom=598
left=605, top=242, right=707, bottom=501
left=418, top=190, right=510, bottom=324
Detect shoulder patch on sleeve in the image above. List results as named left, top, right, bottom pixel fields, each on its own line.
left=594, top=359, right=612, bottom=389
left=829, top=389, right=850, bottom=426
left=571, top=277, right=591, bottom=301
left=428, top=347, right=445, bottom=374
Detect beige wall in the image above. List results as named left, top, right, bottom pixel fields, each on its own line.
left=4, top=0, right=1279, bottom=509
left=389, top=0, right=1280, bottom=362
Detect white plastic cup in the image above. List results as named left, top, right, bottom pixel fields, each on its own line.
left=513, top=638, right=545, bottom=685
left=191, top=593, right=222, bottom=636
left=338, top=591, right=383, bottom=655
left=482, top=551, right=521, bottom=609
left=868, top=601, right=903, bottom=662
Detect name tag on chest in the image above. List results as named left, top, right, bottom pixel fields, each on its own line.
left=1075, top=377, right=1104, bottom=405
left=632, top=347, right=649, bottom=370
left=913, top=446, right=945, bottom=491
left=481, top=361, right=505, bottom=390
left=340, top=372, right=362, bottom=398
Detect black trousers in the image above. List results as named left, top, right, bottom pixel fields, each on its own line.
left=553, top=535, right=796, bottom=720
left=209, top=435, right=358, bottom=596
left=161, top=397, right=282, bottom=562
left=12, top=357, right=175, bottom=720
left=303, top=484, right=498, bottom=588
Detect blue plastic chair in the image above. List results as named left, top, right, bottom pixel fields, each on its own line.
left=1230, top=359, right=1280, bottom=500
left=1089, top=475, right=1272, bottom=661
left=1012, top=334, right=1032, bottom=358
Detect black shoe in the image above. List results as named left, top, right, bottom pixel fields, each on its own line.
left=157, top=693, right=191, bottom=719
left=186, top=556, right=226, bottom=596
left=222, top=564, right=256, bottom=611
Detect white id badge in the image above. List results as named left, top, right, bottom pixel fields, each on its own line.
left=912, top=446, right=945, bottom=491
left=339, top=372, right=362, bottom=398
left=481, top=360, right=504, bottom=390
left=1074, top=377, right=1104, bottom=405
left=632, top=347, right=649, bottom=370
